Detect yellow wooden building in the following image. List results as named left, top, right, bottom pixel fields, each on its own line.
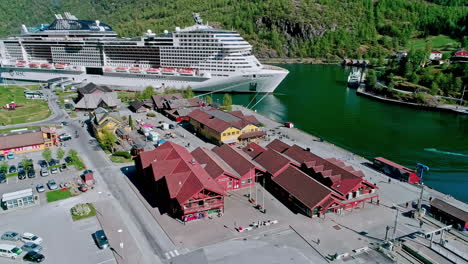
left=90, top=107, right=130, bottom=138
left=188, top=109, right=264, bottom=145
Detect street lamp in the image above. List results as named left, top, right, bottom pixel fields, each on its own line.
left=416, top=163, right=430, bottom=214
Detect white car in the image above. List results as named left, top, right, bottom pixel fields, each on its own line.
left=21, top=233, right=43, bottom=244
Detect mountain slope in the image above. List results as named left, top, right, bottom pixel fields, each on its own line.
left=0, top=0, right=466, bottom=59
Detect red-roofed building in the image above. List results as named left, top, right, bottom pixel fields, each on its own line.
left=242, top=142, right=266, bottom=159
left=452, top=49, right=468, bottom=63
left=188, top=109, right=263, bottom=145
left=134, top=142, right=226, bottom=222
left=192, top=147, right=255, bottom=191
left=429, top=51, right=443, bottom=61
left=259, top=140, right=379, bottom=215
left=270, top=166, right=344, bottom=217
left=212, top=144, right=265, bottom=188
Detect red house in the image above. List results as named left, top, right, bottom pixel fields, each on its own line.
left=452, top=49, right=468, bottom=63
left=211, top=144, right=265, bottom=188
left=134, top=142, right=226, bottom=222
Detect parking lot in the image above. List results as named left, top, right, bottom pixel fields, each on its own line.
left=0, top=197, right=115, bottom=264
left=0, top=142, right=84, bottom=205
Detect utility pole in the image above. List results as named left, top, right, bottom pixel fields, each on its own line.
left=416, top=163, right=429, bottom=214
left=262, top=176, right=265, bottom=213
left=392, top=208, right=399, bottom=241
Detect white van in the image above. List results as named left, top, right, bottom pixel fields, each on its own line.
left=0, top=244, right=22, bottom=259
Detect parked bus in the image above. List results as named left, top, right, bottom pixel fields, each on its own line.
left=373, top=157, right=420, bottom=184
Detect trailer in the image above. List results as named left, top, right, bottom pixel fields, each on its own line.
left=373, top=157, right=420, bottom=184
left=147, top=131, right=159, bottom=142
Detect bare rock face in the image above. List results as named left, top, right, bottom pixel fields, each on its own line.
left=256, top=16, right=332, bottom=40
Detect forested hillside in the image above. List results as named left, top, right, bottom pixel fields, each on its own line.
left=0, top=0, right=466, bottom=59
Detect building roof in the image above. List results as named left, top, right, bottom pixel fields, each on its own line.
left=75, top=92, right=121, bottom=109
left=192, top=147, right=240, bottom=179
left=374, top=157, right=416, bottom=174
left=273, top=166, right=335, bottom=209
left=431, top=51, right=442, bottom=54
left=2, top=188, right=33, bottom=201
left=238, top=131, right=265, bottom=139
left=165, top=98, right=201, bottom=109
left=136, top=142, right=226, bottom=204
left=152, top=93, right=184, bottom=109
left=212, top=144, right=265, bottom=176
left=188, top=109, right=260, bottom=133
left=431, top=198, right=468, bottom=222
left=129, top=100, right=146, bottom=111
left=77, top=82, right=112, bottom=95
left=242, top=142, right=266, bottom=159
left=266, top=139, right=290, bottom=153
left=0, top=130, right=45, bottom=150
left=253, top=149, right=294, bottom=176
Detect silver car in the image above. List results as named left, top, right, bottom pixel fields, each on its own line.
left=36, top=184, right=45, bottom=193
left=1, top=231, right=20, bottom=241
left=40, top=167, right=49, bottom=177
left=21, top=242, right=42, bottom=252
left=47, top=180, right=58, bottom=190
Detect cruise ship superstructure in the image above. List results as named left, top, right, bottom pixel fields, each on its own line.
left=0, top=13, right=288, bottom=93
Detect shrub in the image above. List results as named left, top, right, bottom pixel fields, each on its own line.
left=113, top=151, right=131, bottom=159
left=71, top=203, right=91, bottom=217
left=122, top=116, right=127, bottom=120
left=147, top=112, right=156, bottom=117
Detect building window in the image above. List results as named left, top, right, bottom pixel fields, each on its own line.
left=247, top=178, right=252, bottom=184
left=241, top=180, right=246, bottom=185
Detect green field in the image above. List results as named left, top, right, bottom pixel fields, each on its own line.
left=0, top=85, right=51, bottom=125
left=46, top=188, right=72, bottom=203
left=404, top=35, right=460, bottom=52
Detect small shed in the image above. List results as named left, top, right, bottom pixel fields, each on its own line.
left=116, top=128, right=130, bottom=140
left=430, top=198, right=468, bottom=231
left=284, top=122, right=294, bottom=128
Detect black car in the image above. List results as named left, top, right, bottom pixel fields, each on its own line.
left=27, top=169, right=36, bottom=178
left=0, top=172, right=6, bottom=184
left=64, top=157, right=73, bottom=163
left=48, top=159, right=57, bottom=166
left=18, top=163, right=24, bottom=171
left=23, top=251, right=45, bottom=263
left=38, top=160, right=48, bottom=168
left=0, top=154, right=5, bottom=161
left=93, top=230, right=109, bottom=249
left=9, top=165, right=17, bottom=173
left=18, top=169, right=26, bottom=180
left=26, top=159, right=34, bottom=169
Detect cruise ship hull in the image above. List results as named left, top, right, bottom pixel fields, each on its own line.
left=0, top=66, right=288, bottom=93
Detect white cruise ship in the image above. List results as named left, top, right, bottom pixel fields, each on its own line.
left=0, top=13, right=288, bottom=93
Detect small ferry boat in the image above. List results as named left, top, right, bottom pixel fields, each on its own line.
left=179, top=68, right=195, bottom=76
left=40, top=63, right=53, bottom=69
left=162, top=68, right=176, bottom=75
left=347, top=70, right=361, bottom=88
left=16, top=61, right=27, bottom=67
left=55, top=63, right=66, bottom=69
left=104, top=67, right=113, bottom=72
left=29, top=63, right=40, bottom=68
left=146, top=68, right=160, bottom=74
left=115, top=66, right=128, bottom=73
left=129, top=67, right=142, bottom=73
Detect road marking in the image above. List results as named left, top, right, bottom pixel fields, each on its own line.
left=165, top=252, right=171, bottom=259
left=96, top=258, right=114, bottom=264
left=165, top=249, right=180, bottom=259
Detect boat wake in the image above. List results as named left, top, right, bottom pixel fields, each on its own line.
left=424, top=148, right=468, bottom=157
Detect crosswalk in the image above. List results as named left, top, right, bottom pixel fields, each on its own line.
left=164, top=248, right=189, bottom=259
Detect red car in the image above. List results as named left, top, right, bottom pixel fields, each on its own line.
left=78, top=184, right=88, bottom=192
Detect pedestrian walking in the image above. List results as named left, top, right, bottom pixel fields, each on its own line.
left=419, top=220, right=424, bottom=229
left=317, top=238, right=320, bottom=245
left=377, top=199, right=380, bottom=205
left=388, top=178, right=391, bottom=183
left=406, top=202, right=409, bottom=208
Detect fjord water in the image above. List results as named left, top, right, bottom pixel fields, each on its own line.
left=210, top=64, right=468, bottom=202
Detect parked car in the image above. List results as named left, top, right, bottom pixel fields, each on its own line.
left=1, top=232, right=20, bottom=241
left=48, top=159, right=57, bottom=166
left=21, top=242, right=42, bottom=253
left=0, top=244, right=22, bottom=259
left=83, top=169, right=93, bottom=175
left=18, top=170, right=26, bottom=180
left=59, top=134, right=72, bottom=142
left=0, top=173, right=5, bottom=184
left=50, top=167, right=58, bottom=174
left=38, top=160, right=48, bottom=168
left=60, top=163, right=67, bottom=171
left=169, top=124, right=175, bottom=129
left=27, top=169, right=36, bottom=178
left=23, top=251, right=45, bottom=263
left=7, top=152, right=14, bottom=159
left=8, top=165, right=17, bottom=173
left=78, top=184, right=88, bottom=192
left=61, top=121, right=69, bottom=126
left=36, top=184, right=45, bottom=193
left=25, top=159, right=34, bottom=169
left=0, top=154, right=5, bottom=161
left=93, top=230, right=109, bottom=249
left=21, top=233, right=43, bottom=244
left=47, top=180, right=58, bottom=190
left=40, top=168, right=49, bottom=177
left=18, top=164, right=24, bottom=172
left=64, top=157, right=73, bottom=163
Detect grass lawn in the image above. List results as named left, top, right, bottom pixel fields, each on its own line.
left=110, top=155, right=133, bottom=163
left=404, top=35, right=459, bottom=52
left=71, top=203, right=96, bottom=221
left=0, top=126, right=41, bottom=134
left=6, top=173, right=17, bottom=178
left=46, top=188, right=72, bottom=203
left=0, top=85, right=51, bottom=125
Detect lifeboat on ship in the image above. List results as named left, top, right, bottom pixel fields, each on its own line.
left=146, top=68, right=160, bottom=74
left=104, top=67, right=113, bottom=72
left=16, top=61, right=27, bottom=67
left=55, top=63, right=66, bottom=69
left=129, top=67, right=142, bottom=73
left=40, top=63, right=53, bottom=69
left=179, top=68, right=195, bottom=76
left=29, top=63, right=40, bottom=68
left=115, top=66, right=128, bottom=73
left=162, top=67, right=176, bottom=75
